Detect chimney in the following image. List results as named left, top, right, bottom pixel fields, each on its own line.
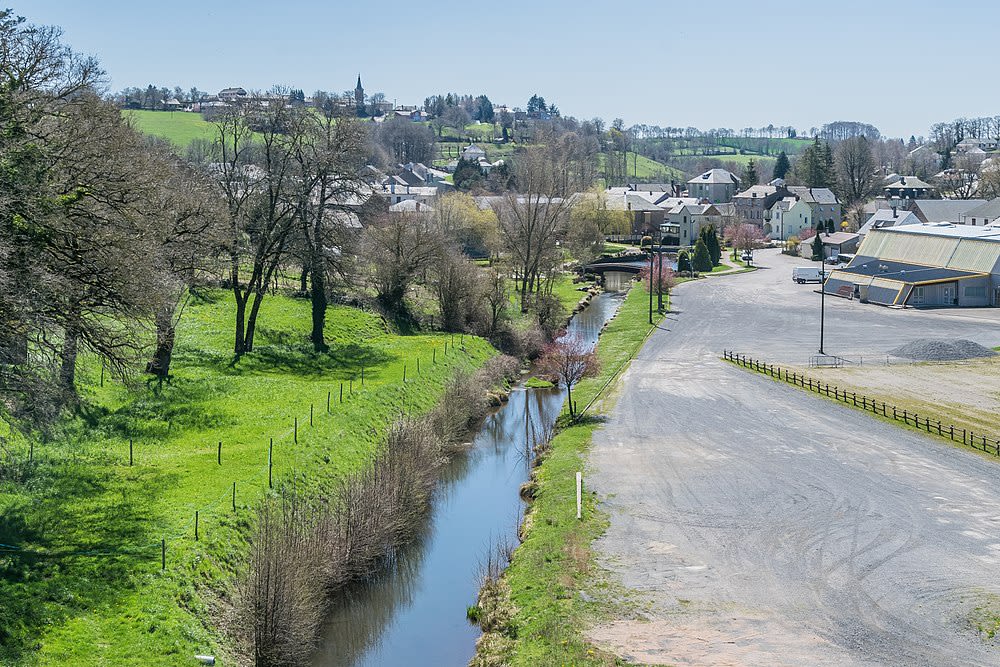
left=892, top=206, right=897, bottom=218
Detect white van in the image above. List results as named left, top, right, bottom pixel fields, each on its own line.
left=792, top=267, right=823, bottom=284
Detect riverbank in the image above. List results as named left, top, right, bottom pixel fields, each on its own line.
left=0, top=290, right=493, bottom=666
left=474, top=285, right=665, bottom=665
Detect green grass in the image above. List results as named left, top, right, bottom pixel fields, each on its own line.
left=524, top=377, right=554, bottom=389
left=125, top=109, right=217, bottom=148
left=0, top=289, right=493, bottom=666
left=599, top=151, right=685, bottom=181
left=497, top=285, right=663, bottom=665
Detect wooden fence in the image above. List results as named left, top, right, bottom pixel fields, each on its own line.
left=722, top=350, right=1000, bottom=457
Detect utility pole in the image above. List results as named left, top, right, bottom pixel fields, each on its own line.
left=656, top=227, right=664, bottom=313
left=819, top=256, right=826, bottom=354
left=648, top=234, right=655, bottom=324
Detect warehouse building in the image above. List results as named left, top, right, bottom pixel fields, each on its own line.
left=824, top=222, right=1000, bottom=307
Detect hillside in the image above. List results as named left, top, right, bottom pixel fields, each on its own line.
left=0, top=291, right=493, bottom=665
left=125, top=109, right=216, bottom=148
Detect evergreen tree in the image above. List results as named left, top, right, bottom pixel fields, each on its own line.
left=677, top=250, right=692, bottom=274
left=701, top=225, right=721, bottom=266
left=741, top=159, right=759, bottom=188
left=772, top=151, right=791, bottom=180
left=796, top=137, right=835, bottom=188
left=811, top=233, right=825, bottom=261
left=453, top=157, right=484, bottom=190
left=692, top=238, right=713, bottom=273
left=825, top=219, right=835, bottom=234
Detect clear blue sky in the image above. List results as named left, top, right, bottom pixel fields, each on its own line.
left=20, top=0, right=996, bottom=138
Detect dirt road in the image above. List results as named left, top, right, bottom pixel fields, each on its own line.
left=588, top=250, right=1000, bottom=666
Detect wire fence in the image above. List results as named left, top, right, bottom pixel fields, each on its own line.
left=0, top=336, right=474, bottom=567
left=723, top=350, right=1000, bottom=457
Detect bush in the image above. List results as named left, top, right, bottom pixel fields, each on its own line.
left=692, top=238, right=713, bottom=273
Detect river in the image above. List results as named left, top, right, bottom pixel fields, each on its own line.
left=311, top=289, right=626, bottom=666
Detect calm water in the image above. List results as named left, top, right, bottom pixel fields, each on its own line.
left=312, top=291, right=625, bottom=667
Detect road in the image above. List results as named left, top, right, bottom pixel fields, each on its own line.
left=587, top=249, right=1000, bottom=666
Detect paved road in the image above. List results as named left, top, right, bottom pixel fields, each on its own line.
left=588, top=250, right=1000, bottom=666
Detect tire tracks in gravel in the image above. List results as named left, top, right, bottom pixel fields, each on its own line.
left=586, top=250, right=1000, bottom=666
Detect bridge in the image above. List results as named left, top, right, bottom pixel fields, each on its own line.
left=585, top=261, right=647, bottom=274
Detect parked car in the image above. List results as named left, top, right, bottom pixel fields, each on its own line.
left=792, top=267, right=823, bottom=283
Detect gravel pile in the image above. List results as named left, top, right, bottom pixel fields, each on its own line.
left=890, top=338, right=997, bottom=361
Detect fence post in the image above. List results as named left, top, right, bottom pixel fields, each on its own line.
left=949, top=425, right=955, bottom=441
left=195, top=511, right=199, bottom=542
left=340, top=383, right=344, bottom=403
left=433, top=348, right=437, bottom=364
left=327, top=391, right=331, bottom=414
left=268, top=438, right=273, bottom=489
left=161, top=538, right=166, bottom=571
left=129, top=439, right=133, bottom=466
left=361, top=365, right=365, bottom=386
left=232, top=482, right=236, bottom=512
left=310, top=404, right=314, bottom=427
left=893, top=406, right=898, bottom=420
left=576, top=471, right=582, bottom=520
left=294, top=417, right=298, bottom=444
left=936, top=421, right=941, bottom=436
left=350, top=379, right=353, bottom=395
left=403, top=364, right=407, bottom=383
left=217, top=441, right=222, bottom=465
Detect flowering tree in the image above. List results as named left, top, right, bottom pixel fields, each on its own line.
left=724, top=223, right=764, bottom=261
left=538, top=337, right=600, bottom=418
left=638, top=255, right=676, bottom=295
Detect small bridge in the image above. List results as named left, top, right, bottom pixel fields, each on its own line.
left=586, top=261, right=646, bottom=274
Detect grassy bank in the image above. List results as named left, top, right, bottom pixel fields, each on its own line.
left=0, top=290, right=492, bottom=665
left=477, top=285, right=662, bottom=665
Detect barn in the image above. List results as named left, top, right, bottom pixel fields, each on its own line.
left=824, top=223, right=1000, bottom=307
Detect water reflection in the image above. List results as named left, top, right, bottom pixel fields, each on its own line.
left=312, top=292, right=624, bottom=667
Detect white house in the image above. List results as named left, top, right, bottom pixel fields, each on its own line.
left=462, top=144, right=487, bottom=161
left=663, top=202, right=722, bottom=244
left=769, top=197, right=813, bottom=240
left=685, top=169, right=740, bottom=203
left=858, top=208, right=922, bottom=237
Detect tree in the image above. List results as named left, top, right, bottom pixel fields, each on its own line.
left=692, top=238, right=713, bottom=273
left=638, top=256, right=676, bottom=296
left=811, top=233, right=825, bottom=260
left=526, top=94, right=547, bottom=116
left=289, top=109, right=370, bottom=352
left=538, top=337, right=600, bottom=418
left=773, top=151, right=791, bottom=180
left=725, top=223, right=764, bottom=261
left=474, top=95, right=494, bottom=123
left=213, top=92, right=306, bottom=357
left=493, top=137, right=590, bottom=312
left=453, top=157, right=484, bottom=191
left=796, top=137, right=834, bottom=188
left=676, top=250, right=693, bottom=274
left=834, top=136, right=878, bottom=206
left=374, top=115, right=435, bottom=165
left=700, top=225, right=721, bottom=266
left=741, top=159, right=759, bottom=188
left=363, top=212, right=445, bottom=320
left=432, top=191, right=498, bottom=258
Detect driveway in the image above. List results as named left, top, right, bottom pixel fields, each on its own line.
left=587, top=249, right=1000, bottom=666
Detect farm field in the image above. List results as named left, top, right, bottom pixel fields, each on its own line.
left=0, top=290, right=492, bottom=665
left=125, top=109, right=216, bottom=148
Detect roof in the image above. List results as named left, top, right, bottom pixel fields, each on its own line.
left=884, top=176, right=934, bottom=190
left=816, top=232, right=859, bottom=245
left=628, top=183, right=674, bottom=192
left=389, top=199, right=433, bottom=213
left=859, top=209, right=921, bottom=235
left=687, top=169, right=739, bottom=185
left=654, top=195, right=700, bottom=208
left=837, top=257, right=987, bottom=284
left=734, top=185, right=778, bottom=199
left=786, top=186, right=839, bottom=205
left=910, top=199, right=987, bottom=223
left=962, top=198, right=1000, bottom=222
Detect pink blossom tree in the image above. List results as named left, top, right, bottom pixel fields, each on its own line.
left=538, top=337, right=600, bottom=418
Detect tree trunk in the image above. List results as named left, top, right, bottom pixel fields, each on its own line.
left=147, top=306, right=176, bottom=379
left=60, top=327, right=79, bottom=397
left=299, top=265, right=308, bottom=294
left=245, top=288, right=268, bottom=353
left=566, top=382, right=574, bottom=418
left=309, top=257, right=327, bottom=352
left=234, top=288, right=248, bottom=357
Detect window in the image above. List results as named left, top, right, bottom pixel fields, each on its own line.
left=965, top=285, right=986, bottom=297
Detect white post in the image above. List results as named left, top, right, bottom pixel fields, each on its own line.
left=576, top=472, right=583, bottom=520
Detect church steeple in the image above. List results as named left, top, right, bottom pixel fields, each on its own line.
left=354, top=75, right=364, bottom=106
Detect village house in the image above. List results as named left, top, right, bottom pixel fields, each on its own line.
left=685, top=169, right=740, bottom=203
left=960, top=199, right=1000, bottom=226
left=882, top=175, right=935, bottom=201
left=663, top=202, right=722, bottom=244
left=769, top=196, right=813, bottom=240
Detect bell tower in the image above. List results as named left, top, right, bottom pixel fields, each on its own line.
left=354, top=75, right=364, bottom=106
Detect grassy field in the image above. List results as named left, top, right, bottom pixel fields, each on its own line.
left=0, top=290, right=492, bottom=665
left=599, top=151, right=685, bottom=181
left=125, top=109, right=217, bottom=148
left=487, top=284, right=663, bottom=665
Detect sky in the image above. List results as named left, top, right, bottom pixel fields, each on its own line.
left=19, top=0, right=1000, bottom=139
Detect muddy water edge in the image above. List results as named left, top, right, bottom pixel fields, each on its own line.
left=311, top=290, right=626, bottom=667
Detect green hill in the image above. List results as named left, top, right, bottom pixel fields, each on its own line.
left=125, top=109, right=216, bottom=148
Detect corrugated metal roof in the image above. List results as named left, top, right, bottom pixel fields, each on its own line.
left=946, top=239, right=1000, bottom=273
left=867, top=285, right=904, bottom=305
left=856, top=231, right=960, bottom=266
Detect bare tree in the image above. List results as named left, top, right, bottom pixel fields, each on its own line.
left=363, top=212, right=445, bottom=319
left=834, top=136, right=879, bottom=206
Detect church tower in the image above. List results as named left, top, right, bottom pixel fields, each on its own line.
left=354, top=75, right=364, bottom=106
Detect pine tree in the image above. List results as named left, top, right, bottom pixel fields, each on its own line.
left=692, top=238, right=713, bottom=273
left=741, top=159, right=759, bottom=188
left=811, top=233, right=825, bottom=261
left=825, top=219, right=835, bottom=234
left=677, top=250, right=693, bottom=274
left=772, top=151, right=790, bottom=180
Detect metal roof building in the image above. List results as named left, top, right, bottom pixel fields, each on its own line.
left=825, top=223, right=1000, bottom=307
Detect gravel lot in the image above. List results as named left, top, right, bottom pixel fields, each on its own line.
left=587, top=249, right=1000, bottom=666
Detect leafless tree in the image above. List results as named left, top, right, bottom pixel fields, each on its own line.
left=538, top=337, right=600, bottom=418
left=362, top=212, right=445, bottom=318
left=834, top=136, right=879, bottom=206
